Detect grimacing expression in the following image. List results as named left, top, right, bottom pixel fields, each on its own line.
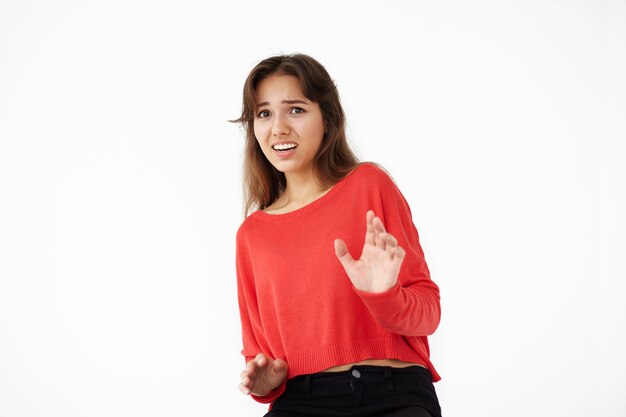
left=253, top=74, right=326, bottom=177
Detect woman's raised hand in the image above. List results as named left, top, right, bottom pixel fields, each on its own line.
left=334, top=210, right=405, bottom=293
left=239, top=353, right=288, bottom=397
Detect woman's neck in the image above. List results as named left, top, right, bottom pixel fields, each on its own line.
left=265, top=170, right=331, bottom=213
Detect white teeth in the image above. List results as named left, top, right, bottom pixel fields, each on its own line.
left=273, top=143, right=298, bottom=151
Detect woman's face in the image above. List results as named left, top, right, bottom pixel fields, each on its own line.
left=253, top=74, right=326, bottom=178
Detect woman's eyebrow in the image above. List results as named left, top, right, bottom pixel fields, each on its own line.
left=256, top=99, right=309, bottom=107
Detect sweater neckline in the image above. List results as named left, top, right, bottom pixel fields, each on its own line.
left=251, top=163, right=366, bottom=223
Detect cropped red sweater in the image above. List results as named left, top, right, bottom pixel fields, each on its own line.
left=235, top=162, right=441, bottom=405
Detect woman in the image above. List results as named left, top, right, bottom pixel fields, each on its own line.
left=232, top=53, right=442, bottom=417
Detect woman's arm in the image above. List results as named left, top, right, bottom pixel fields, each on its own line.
left=236, top=228, right=288, bottom=403
left=334, top=169, right=441, bottom=337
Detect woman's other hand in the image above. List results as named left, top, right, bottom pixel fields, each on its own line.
left=334, top=210, right=405, bottom=293
left=239, top=353, right=288, bottom=397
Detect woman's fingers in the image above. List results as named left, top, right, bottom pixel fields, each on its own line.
left=384, top=233, right=399, bottom=259
left=365, top=210, right=376, bottom=245
left=239, top=366, right=254, bottom=395
left=370, top=213, right=386, bottom=250
left=334, top=239, right=355, bottom=269
left=254, top=353, right=266, bottom=366
left=367, top=211, right=405, bottom=260
left=384, top=232, right=397, bottom=247
left=372, top=214, right=387, bottom=234
left=240, top=353, right=267, bottom=395
left=270, top=358, right=288, bottom=380
left=366, top=211, right=390, bottom=246
left=375, top=230, right=388, bottom=250
left=273, top=358, right=287, bottom=371
left=372, top=214, right=402, bottom=255
left=239, top=372, right=253, bottom=395
left=240, top=354, right=289, bottom=397
left=391, top=245, right=405, bottom=261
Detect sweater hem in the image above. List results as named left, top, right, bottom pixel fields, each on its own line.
left=285, top=335, right=439, bottom=382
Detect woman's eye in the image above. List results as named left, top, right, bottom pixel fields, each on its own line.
left=257, top=110, right=270, bottom=118
left=290, top=107, right=305, bottom=115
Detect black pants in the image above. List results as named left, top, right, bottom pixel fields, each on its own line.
left=265, top=365, right=442, bottom=417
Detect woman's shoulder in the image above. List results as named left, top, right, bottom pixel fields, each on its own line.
left=350, top=162, right=411, bottom=208
left=235, top=210, right=261, bottom=242
left=351, top=161, right=396, bottom=187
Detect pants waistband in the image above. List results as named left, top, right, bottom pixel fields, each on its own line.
left=287, top=365, right=430, bottom=396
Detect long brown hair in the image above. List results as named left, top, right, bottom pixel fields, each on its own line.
left=231, top=53, right=359, bottom=215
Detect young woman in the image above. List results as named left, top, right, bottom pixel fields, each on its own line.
left=232, top=53, right=442, bottom=417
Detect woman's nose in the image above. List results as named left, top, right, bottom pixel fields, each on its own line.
left=271, top=115, right=290, bottom=136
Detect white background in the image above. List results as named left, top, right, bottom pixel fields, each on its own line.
left=1, top=1, right=625, bottom=416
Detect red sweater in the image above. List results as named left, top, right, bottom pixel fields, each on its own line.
left=236, top=162, right=441, bottom=405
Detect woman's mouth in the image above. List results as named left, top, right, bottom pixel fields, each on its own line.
left=272, top=143, right=298, bottom=152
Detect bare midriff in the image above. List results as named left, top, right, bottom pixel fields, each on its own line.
left=322, top=358, right=426, bottom=372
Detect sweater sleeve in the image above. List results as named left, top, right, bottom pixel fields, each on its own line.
left=353, top=170, right=441, bottom=337
left=236, top=226, right=287, bottom=404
